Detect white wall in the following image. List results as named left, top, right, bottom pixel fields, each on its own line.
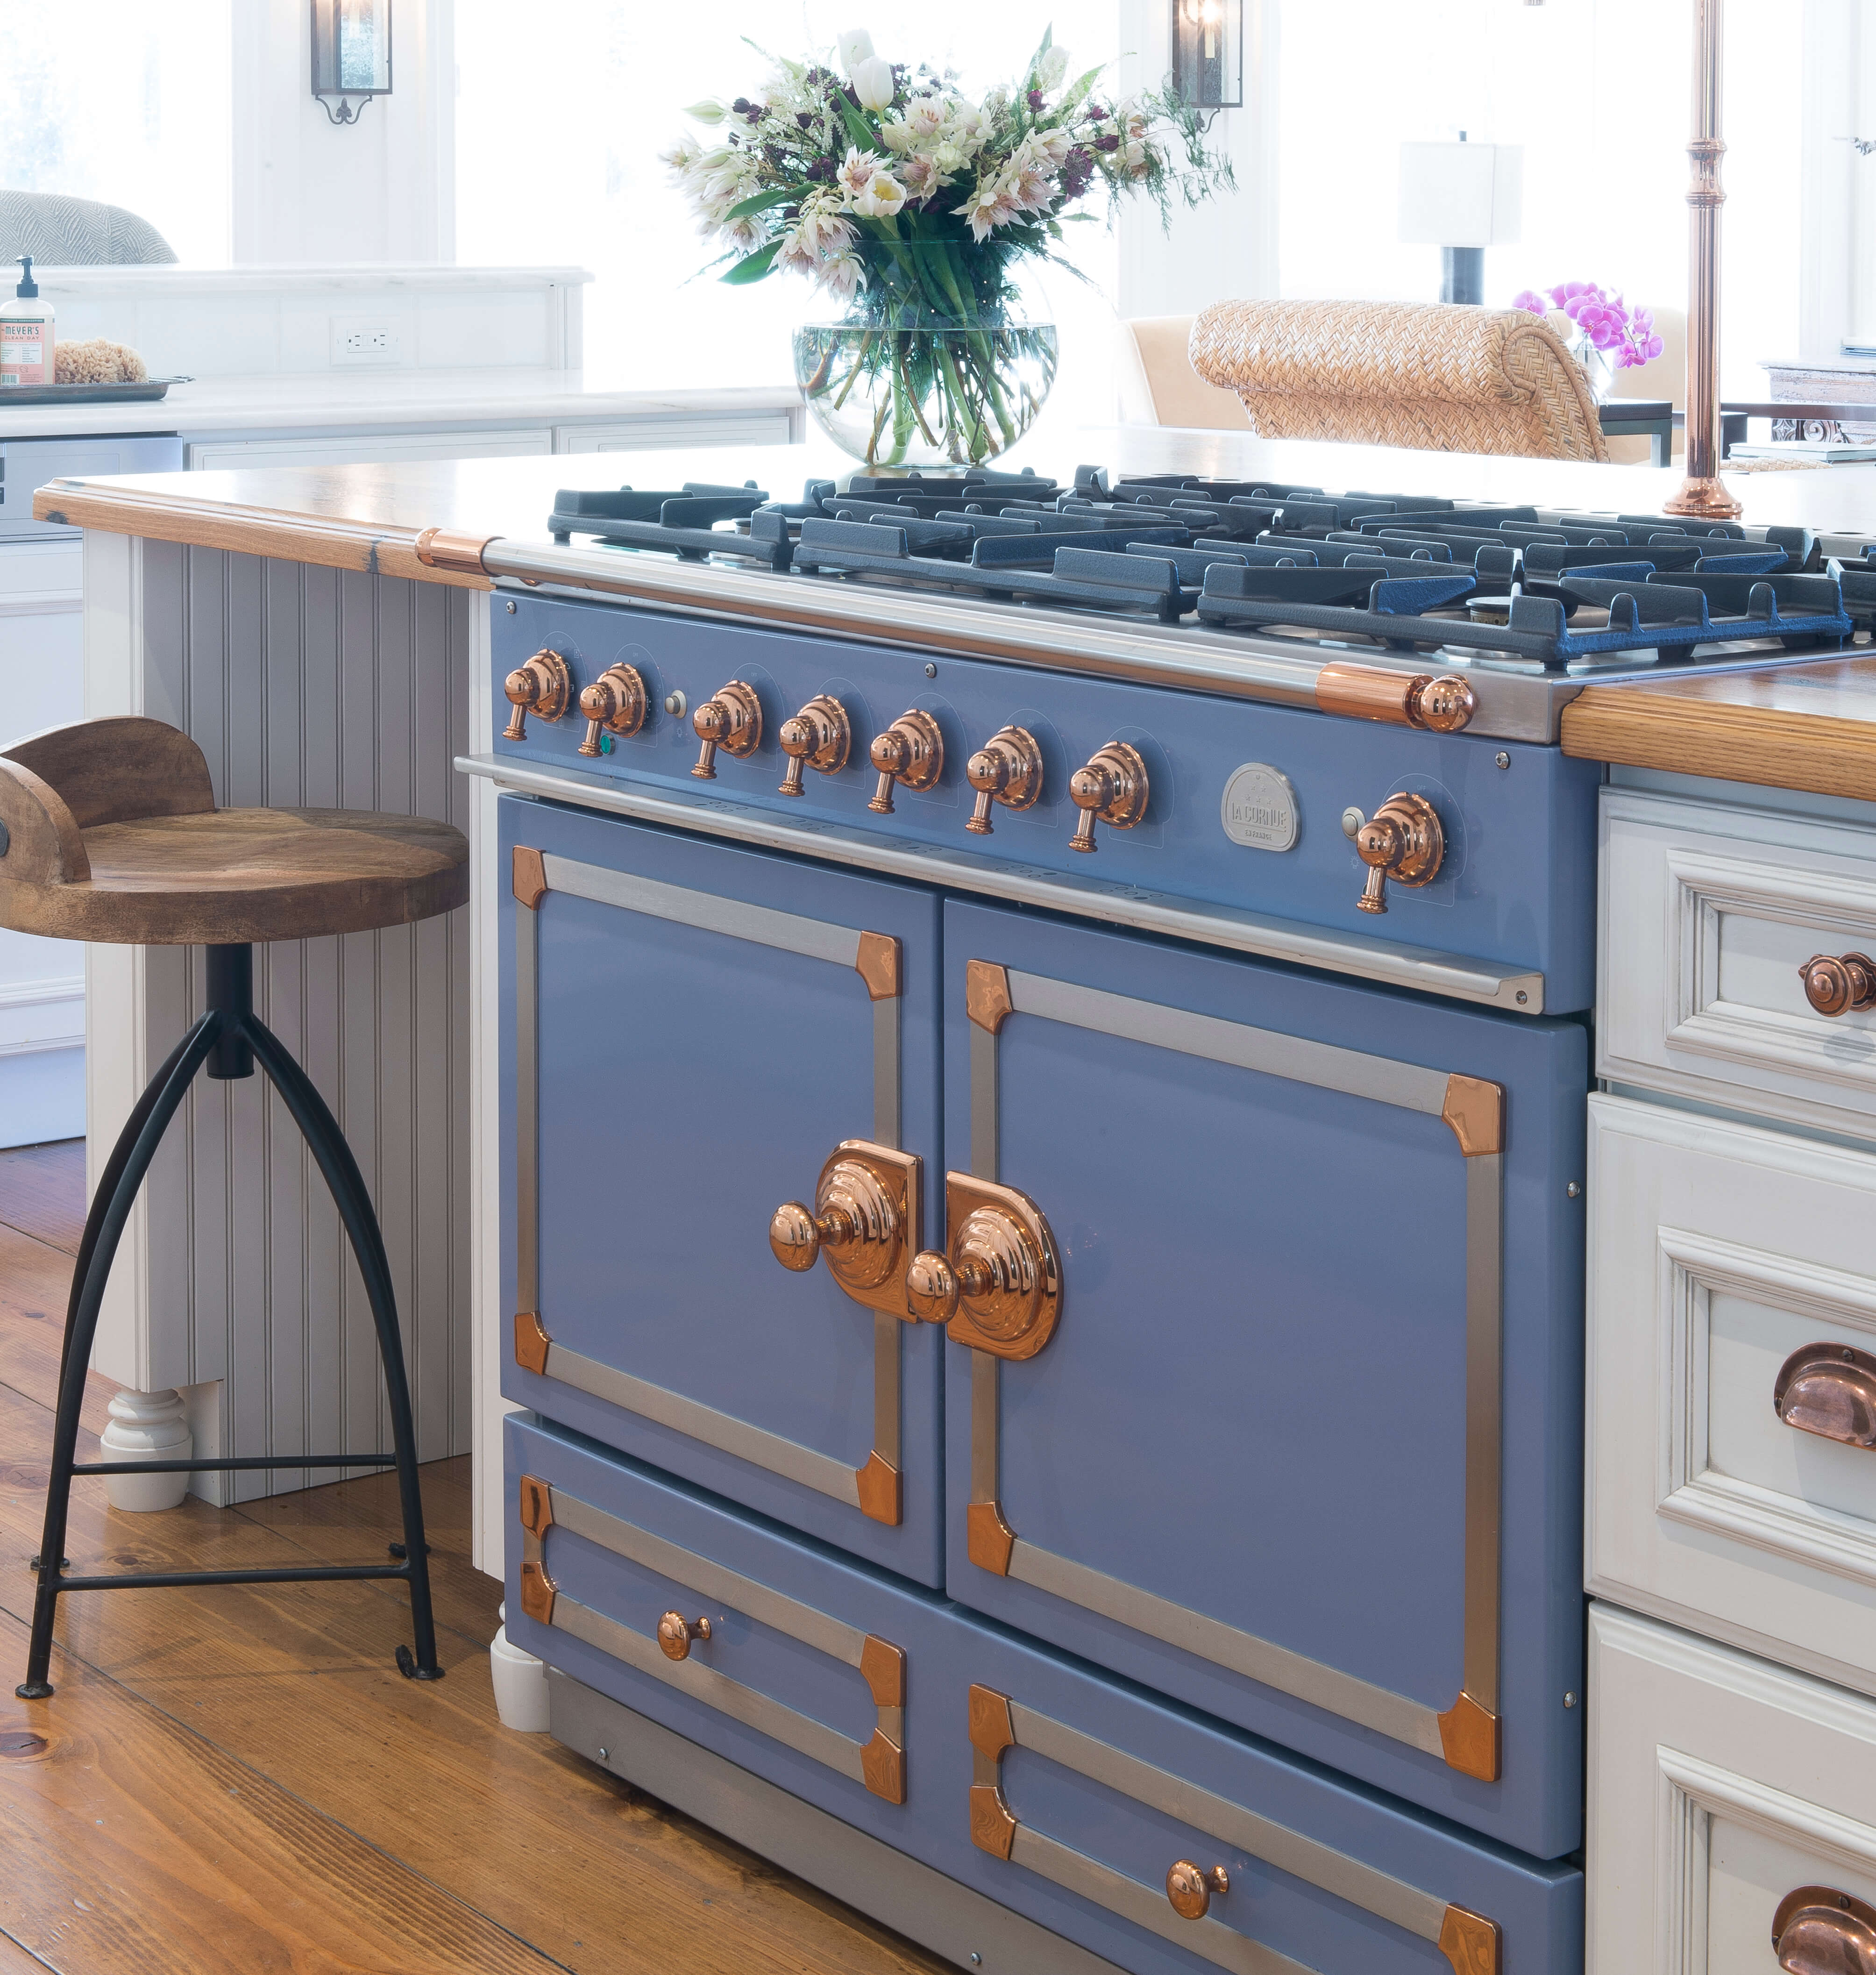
left=232, top=0, right=455, bottom=264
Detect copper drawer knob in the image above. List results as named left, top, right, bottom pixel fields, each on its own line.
left=1772, top=1885, right=1876, bottom=1973
left=576, top=661, right=648, bottom=756
left=1165, top=1861, right=1229, bottom=1922
left=965, top=726, right=1044, bottom=836
left=1774, top=1342, right=1876, bottom=1450
left=1067, top=742, right=1148, bottom=852
left=691, top=680, right=763, bottom=779
left=656, top=1611, right=711, bottom=1661
left=1799, top=952, right=1876, bottom=1018
left=771, top=1154, right=904, bottom=1296
left=1355, top=791, right=1444, bottom=914
left=777, top=694, right=851, bottom=796
left=868, top=710, right=944, bottom=814
left=502, top=648, right=573, bottom=741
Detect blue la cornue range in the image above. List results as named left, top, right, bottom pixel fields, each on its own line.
left=468, top=462, right=1862, bottom=1975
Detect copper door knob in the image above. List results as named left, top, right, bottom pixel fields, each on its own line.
left=867, top=710, right=945, bottom=814
left=1771, top=1885, right=1876, bottom=1973
left=1067, top=742, right=1148, bottom=852
left=691, top=680, right=762, bottom=779
left=904, top=1249, right=960, bottom=1323
left=656, top=1611, right=712, bottom=1661
left=1799, top=952, right=1876, bottom=1017
left=502, top=648, right=573, bottom=741
left=1773, top=1342, right=1876, bottom=1450
left=965, top=726, right=1044, bottom=836
left=905, top=1180, right=1062, bottom=1358
left=1355, top=792, right=1443, bottom=914
left=576, top=661, right=648, bottom=756
left=1165, top=1861, right=1229, bottom=1922
left=776, top=694, right=851, bottom=796
left=770, top=1153, right=904, bottom=1298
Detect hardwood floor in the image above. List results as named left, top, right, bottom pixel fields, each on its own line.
left=0, top=1141, right=952, bottom=1975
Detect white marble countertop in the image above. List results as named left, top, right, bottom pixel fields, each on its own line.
left=0, top=370, right=802, bottom=441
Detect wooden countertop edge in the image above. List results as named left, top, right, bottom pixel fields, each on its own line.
left=30, top=481, right=490, bottom=591
left=1562, top=684, right=1876, bottom=802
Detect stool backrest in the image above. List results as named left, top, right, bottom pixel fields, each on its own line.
left=3, top=718, right=215, bottom=828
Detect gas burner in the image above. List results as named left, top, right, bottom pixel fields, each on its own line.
left=541, top=464, right=1862, bottom=673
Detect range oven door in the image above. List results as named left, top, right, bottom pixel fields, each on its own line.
left=500, top=794, right=944, bottom=1583
left=936, top=900, right=1586, bottom=1858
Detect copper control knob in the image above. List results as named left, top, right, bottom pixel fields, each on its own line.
left=502, top=648, right=573, bottom=741
left=1067, top=742, right=1149, bottom=852
left=1799, top=952, right=1876, bottom=1018
left=1771, top=1885, right=1876, bottom=1973
left=656, top=1611, right=711, bottom=1661
left=776, top=694, right=851, bottom=796
left=576, top=661, right=648, bottom=756
left=868, top=710, right=945, bottom=814
left=1165, top=1861, right=1229, bottom=1922
left=965, top=726, right=1045, bottom=836
left=691, top=680, right=763, bottom=780
left=1355, top=792, right=1443, bottom=914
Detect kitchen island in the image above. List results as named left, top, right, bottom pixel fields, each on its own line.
left=32, top=430, right=1876, bottom=1975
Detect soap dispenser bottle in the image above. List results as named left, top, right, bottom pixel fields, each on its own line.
left=0, top=257, right=55, bottom=388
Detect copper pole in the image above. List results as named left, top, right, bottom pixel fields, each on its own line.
left=1664, top=0, right=1742, bottom=518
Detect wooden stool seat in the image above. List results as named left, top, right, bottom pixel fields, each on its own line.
left=0, top=717, right=466, bottom=945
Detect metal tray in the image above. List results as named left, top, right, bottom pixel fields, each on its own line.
left=0, top=376, right=192, bottom=406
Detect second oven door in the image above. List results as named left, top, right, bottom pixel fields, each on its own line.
left=938, top=899, right=1586, bottom=1858
left=500, top=795, right=944, bottom=1583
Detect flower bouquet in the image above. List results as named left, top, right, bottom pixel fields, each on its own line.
left=665, top=28, right=1233, bottom=468
left=1513, top=283, right=1665, bottom=402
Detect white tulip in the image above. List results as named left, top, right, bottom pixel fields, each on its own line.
left=1037, top=45, right=1071, bottom=91
left=683, top=99, right=728, bottom=124
left=851, top=55, right=896, bottom=113
left=837, top=28, right=875, bottom=75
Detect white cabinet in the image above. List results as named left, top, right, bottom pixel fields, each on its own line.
left=553, top=412, right=797, bottom=452
left=186, top=428, right=557, bottom=471
left=1588, top=1091, right=1876, bottom=1695
left=1588, top=1602, right=1876, bottom=1975
left=1599, top=785, right=1876, bottom=1140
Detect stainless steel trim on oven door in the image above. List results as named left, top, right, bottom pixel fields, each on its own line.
left=518, top=1476, right=906, bottom=1802
left=963, top=967, right=1505, bottom=1781
left=511, top=844, right=908, bottom=1520
left=966, top=1687, right=1499, bottom=1975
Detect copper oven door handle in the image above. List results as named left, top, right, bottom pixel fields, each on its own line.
left=1773, top=1343, right=1876, bottom=1450
left=903, top=1171, right=1062, bottom=1360
left=1772, top=1885, right=1876, bottom=1972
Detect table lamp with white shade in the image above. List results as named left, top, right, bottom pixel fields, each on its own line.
left=1398, top=136, right=1523, bottom=304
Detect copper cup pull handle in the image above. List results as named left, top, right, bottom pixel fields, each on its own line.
left=1773, top=1342, right=1876, bottom=1450
left=656, top=1611, right=711, bottom=1661
left=1799, top=952, right=1876, bottom=1017
left=1772, top=1885, right=1876, bottom=1972
left=1165, top=1861, right=1229, bottom=1921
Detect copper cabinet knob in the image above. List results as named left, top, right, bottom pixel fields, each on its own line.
left=1773, top=1342, right=1876, bottom=1450
left=576, top=661, right=648, bottom=756
left=1772, top=1885, right=1876, bottom=1973
left=1165, top=1861, right=1229, bottom=1922
left=771, top=1152, right=905, bottom=1298
left=904, top=1180, right=1062, bottom=1358
left=691, top=680, right=763, bottom=780
left=1067, top=742, right=1148, bottom=852
left=776, top=694, right=851, bottom=797
left=965, top=726, right=1044, bottom=836
left=1799, top=952, right=1876, bottom=1018
left=656, top=1611, right=712, bottom=1661
left=502, top=648, right=573, bottom=741
left=1355, top=792, right=1444, bottom=914
left=867, top=710, right=944, bottom=814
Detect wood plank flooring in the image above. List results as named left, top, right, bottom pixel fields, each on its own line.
left=0, top=1140, right=953, bottom=1975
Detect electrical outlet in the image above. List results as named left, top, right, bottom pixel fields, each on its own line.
left=330, top=316, right=404, bottom=366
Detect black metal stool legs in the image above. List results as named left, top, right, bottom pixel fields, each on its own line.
left=17, top=944, right=442, bottom=1698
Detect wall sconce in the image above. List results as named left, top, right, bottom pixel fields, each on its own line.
left=311, top=0, right=393, bottom=127
left=1169, top=0, right=1243, bottom=124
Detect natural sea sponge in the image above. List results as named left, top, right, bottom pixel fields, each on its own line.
left=54, top=338, right=149, bottom=385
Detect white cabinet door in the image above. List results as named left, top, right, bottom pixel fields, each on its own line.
left=1588, top=1091, right=1876, bottom=1694
left=1589, top=1602, right=1876, bottom=1975
left=1599, top=785, right=1876, bottom=1140
left=185, top=428, right=556, bottom=470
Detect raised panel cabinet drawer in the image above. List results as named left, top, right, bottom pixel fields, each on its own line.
left=1588, top=1092, right=1876, bottom=1693
left=506, top=1414, right=1581, bottom=1975
left=1589, top=1601, right=1876, bottom=1975
left=1599, top=785, right=1876, bottom=1137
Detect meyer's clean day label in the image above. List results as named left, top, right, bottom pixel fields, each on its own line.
left=1, top=319, right=47, bottom=386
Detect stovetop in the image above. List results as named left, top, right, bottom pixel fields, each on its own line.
left=541, top=462, right=1871, bottom=682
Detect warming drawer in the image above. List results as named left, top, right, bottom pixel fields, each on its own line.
left=934, top=901, right=1588, bottom=1860
left=506, top=1413, right=1584, bottom=1975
